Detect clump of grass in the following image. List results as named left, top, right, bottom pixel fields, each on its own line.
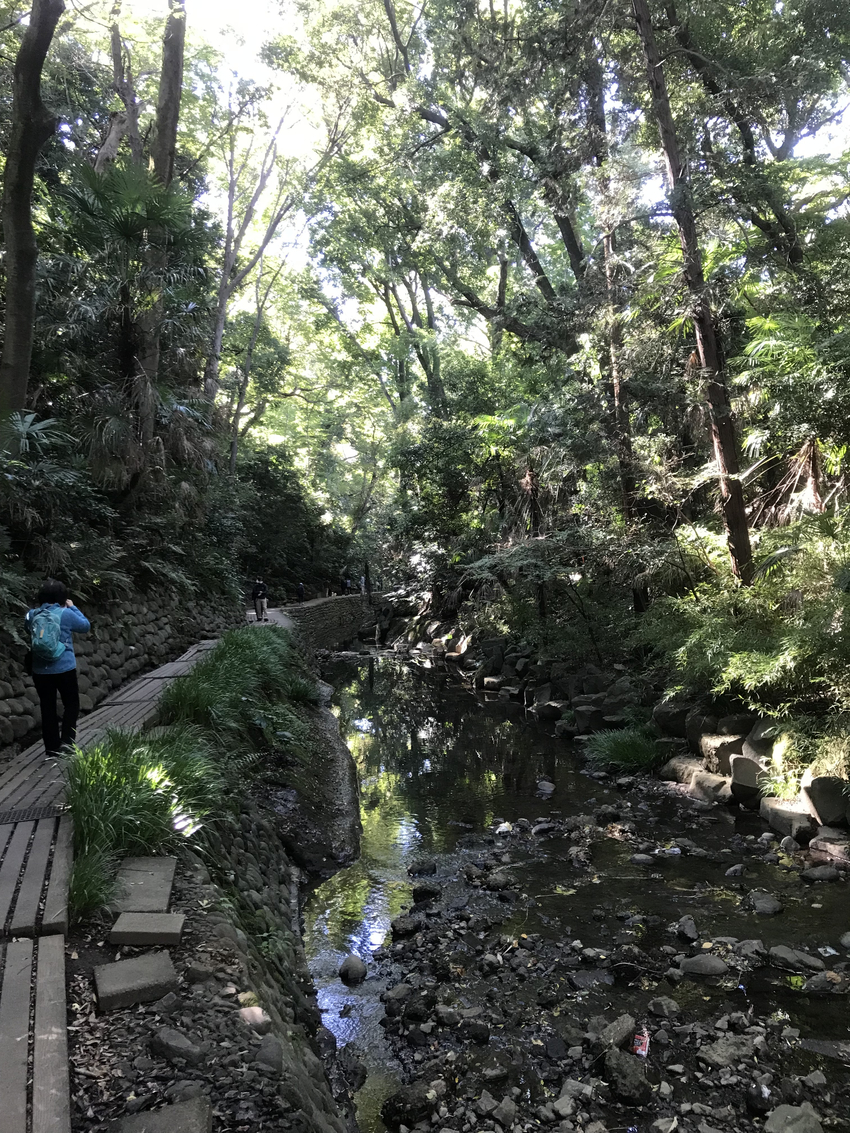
left=584, top=724, right=664, bottom=771
left=65, top=725, right=224, bottom=920
left=68, top=846, right=116, bottom=919
left=159, top=626, right=318, bottom=734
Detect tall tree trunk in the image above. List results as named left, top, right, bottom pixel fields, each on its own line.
left=0, top=0, right=65, bottom=417
left=632, top=0, right=753, bottom=583
left=586, top=56, right=637, bottom=522
left=136, top=0, right=186, bottom=446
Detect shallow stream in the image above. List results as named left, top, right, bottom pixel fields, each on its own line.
left=303, top=656, right=850, bottom=1132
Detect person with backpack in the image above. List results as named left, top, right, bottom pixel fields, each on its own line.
left=25, top=579, right=90, bottom=758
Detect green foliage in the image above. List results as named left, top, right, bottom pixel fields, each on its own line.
left=584, top=725, right=664, bottom=772
left=159, top=626, right=318, bottom=736
left=65, top=725, right=225, bottom=919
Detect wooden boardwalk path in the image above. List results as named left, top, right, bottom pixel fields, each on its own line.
left=0, top=636, right=218, bottom=1133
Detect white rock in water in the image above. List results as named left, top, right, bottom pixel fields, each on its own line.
left=495, top=822, right=513, bottom=836
left=537, top=779, right=556, bottom=793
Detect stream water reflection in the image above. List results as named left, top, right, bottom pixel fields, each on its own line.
left=303, top=655, right=850, bottom=1133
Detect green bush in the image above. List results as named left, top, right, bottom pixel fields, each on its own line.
left=583, top=724, right=664, bottom=771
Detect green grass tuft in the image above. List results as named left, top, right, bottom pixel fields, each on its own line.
left=64, top=725, right=225, bottom=919
left=68, top=846, right=116, bottom=921
left=584, top=724, right=664, bottom=771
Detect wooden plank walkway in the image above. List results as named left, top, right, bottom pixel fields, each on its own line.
left=0, top=815, right=72, bottom=939
left=0, top=935, right=70, bottom=1133
left=0, top=636, right=220, bottom=1133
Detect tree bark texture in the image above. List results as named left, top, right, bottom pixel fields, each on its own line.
left=136, top=0, right=186, bottom=446
left=0, top=0, right=66, bottom=416
left=632, top=0, right=753, bottom=583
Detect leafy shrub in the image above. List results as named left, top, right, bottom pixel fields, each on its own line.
left=584, top=724, right=664, bottom=771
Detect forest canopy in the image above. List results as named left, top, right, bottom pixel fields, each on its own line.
left=1, top=0, right=850, bottom=729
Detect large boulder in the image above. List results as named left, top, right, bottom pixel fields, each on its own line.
left=800, top=769, right=848, bottom=828
left=730, top=753, right=770, bottom=807
left=652, top=701, right=691, bottom=737
left=604, top=1048, right=652, bottom=1105
left=686, top=709, right=718, bottom=754
left=699, top=733, right=745, bottom=775
left=743, top=718, right=778, bottom=761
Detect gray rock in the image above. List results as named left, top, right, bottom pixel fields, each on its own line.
left=677, top=915, right=699, bottom=941
left=150, top=1027, right=204, bottom=1067
left=476, top=1089, right=499, bottom=1116
left=117, top=1097, right=212, bottom=1133
left=763, top=1103, right=824, bottom=1133
left=801, top=770, right=847, bottom=827
left=769, top=946, right=825, bottom=972
left=840, top=932, right=850, bottom=950
left=493, top=1097, right=517, bottom=1127
left=631, top=854, right=655, bottom=866
left=743, top=889, right=784, bottom=916
left=254, top=1034, right=283, bottom=1073
left=382, top=1080, right=445, bottom=1128
left=699, top=1034, right=756, bottom=1068
left=597, top=1014, right=635, bottom=1050
left=652, top=702, right=691, bottom=737
left=679, top=954, right=729, bottom=977
left=689, top=769, right=733, bottom=804
left=604, top=1047, right=652, bottom=1105
left=780, top=836, right=800, bottom=853
left=647, top=996, right=680, bottom=1018
left=700, top=733, right=745, bottom=774
left=412, top=881, right=442, bottom=904
left=391, top=914, right=424, bottom=937
left=339, top=954, right=367, bottom=984
left=801, top=865, right=840, bottom=883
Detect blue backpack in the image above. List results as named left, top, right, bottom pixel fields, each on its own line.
left=30, top=606, right=66, bottom=664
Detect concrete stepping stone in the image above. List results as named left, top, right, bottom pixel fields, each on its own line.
left=110, top=913, right=185, bottom=946
left=112, top=857, right=176, bottom=913
left=95, top=951, right=177, bottom=1012
left=118, top=1096, right=212, bottom=1132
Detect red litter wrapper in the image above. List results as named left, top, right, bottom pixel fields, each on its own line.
left=633, top=1030, right=650, bottom=1058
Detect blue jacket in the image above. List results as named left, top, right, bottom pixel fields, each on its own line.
left=25, top=603, right=91, bottom=675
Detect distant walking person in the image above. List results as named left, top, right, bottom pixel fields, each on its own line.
left=25, top=579, right=90, bottom=758
left=252, top=577, right=269, bottom=622
left=359, top=574, right=366, bottom=594
left=344, top=577, right=352, bottom=596
left=297, top=582, right=305, bottom=602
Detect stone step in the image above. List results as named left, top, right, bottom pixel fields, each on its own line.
left=117, top=1096, right=212, bottom=1133
left=95, top=951, right=178, bottom=1012
left=110, top=912, right=185, bottom=946
left=112, top=857, right=177, bottom=913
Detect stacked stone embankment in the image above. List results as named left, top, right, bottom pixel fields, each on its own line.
left=284, top=594, right=375, bottom=651
left=0, top=591, right=243, bottom=755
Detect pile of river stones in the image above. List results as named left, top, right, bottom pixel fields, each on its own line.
left=338, top=774, right=850, bottom=1133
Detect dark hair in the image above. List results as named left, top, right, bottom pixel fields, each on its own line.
left=37, top=578, right=68, bottom=605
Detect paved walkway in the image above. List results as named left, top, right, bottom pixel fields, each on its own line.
left=0, top=637, right=217, bottom=1133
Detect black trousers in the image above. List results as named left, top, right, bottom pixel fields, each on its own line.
left=33, top=669, right=80, bottom=757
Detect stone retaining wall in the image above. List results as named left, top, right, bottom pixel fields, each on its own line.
left=0, top=592, right=244, bottom=752
left=285, top=594, right=375, bottom=651
left=193, top=802, right=350, bottom=1133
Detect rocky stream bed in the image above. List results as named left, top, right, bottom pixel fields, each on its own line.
left=305, top=653, right=850, bottom=1133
